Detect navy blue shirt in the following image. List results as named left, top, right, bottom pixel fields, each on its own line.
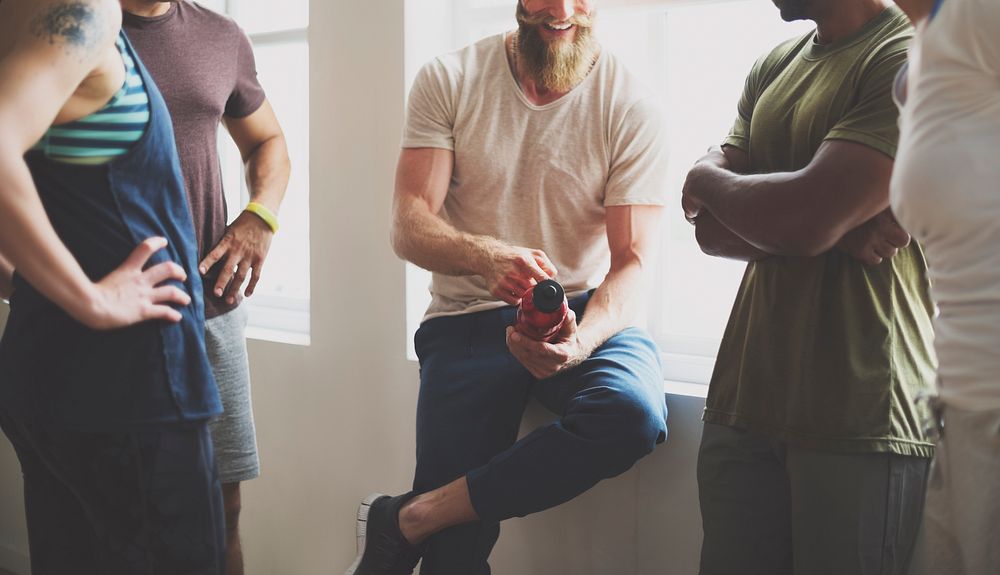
left=0, top=32, right=220, bottom=430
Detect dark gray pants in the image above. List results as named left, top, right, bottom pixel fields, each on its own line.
left=697, top=423, right=929, bottom=575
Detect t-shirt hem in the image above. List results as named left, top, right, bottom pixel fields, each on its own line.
left=204, top=293, right=241, bottom=320
left=722, top=136, right=748, bottom=151
left=402, top=139, right=455, bottom=151
left=825, top=129, right=897, bottom=159
left=225, top=92, right=267, bottom=120
left=603, top=197, right=668, bottom=208
left=702, top=408, right=935, bottom=458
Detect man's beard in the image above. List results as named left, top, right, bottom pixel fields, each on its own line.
left=515, top=3, right=599, bottom=93
left=772, top=0, right=813, bottom=22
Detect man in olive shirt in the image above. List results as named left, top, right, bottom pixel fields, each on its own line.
left=682, top=1, right=934, bottom=573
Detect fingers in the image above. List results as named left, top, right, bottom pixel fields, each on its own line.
left=492, top=283, right=523, bottom=306
left=214, top=255, right=239, bottom=298
left=885, top=224, right=911, bottom=249
left=199, top=239, right=229, bottom=276
left=873, top=242, right=899, bottom=261
left=125, top=237, right=168, bottom=270
left=143, top=261, right=186, bottom=286
left=224, top=262, right=250, bottom=304
left=861, top=248, right=883, bottom=266
left=245, top=262, right=263, bottom=298
left=518, top=254, right=551, bottom=283
left=532, top=250, right=558, bottom=278
left=552, top=309, right=577, bottom=343
left=151, top=285, right=191, bottom=307
left=143, top=305, right=183, bottom=324
left=682, top=194, right=701, bottom=222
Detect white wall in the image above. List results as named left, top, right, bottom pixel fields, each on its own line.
left=0, top=1, right=707, bottom=573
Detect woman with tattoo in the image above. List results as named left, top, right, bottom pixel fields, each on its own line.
left=0, top=0, right=225, bottom=572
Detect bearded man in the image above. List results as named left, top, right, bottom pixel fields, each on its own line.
left=345, top=1, right=669, bottom=574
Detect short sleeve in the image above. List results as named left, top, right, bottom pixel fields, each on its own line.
left=604, top=97, right=669, bottom=207
left=402, top=59, right=456, bottom=150
left=224, top=29, right=267, bottom=119
left=723, top=54, right=767, bottom=152
left=825, top=36, right=911, bottom=158
left=968, top=0, right=1000, bottom=76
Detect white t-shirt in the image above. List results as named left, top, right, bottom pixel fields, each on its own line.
left=891, top=0, right=1000, bottom=409
left=404, top=33, right=668, bottom=320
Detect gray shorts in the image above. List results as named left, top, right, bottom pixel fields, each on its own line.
left=205, top=305, right=260, bottom=484
left=911, top=405, right=1000, bottom=575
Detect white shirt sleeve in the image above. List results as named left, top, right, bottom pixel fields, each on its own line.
left=604, top=96, right=669, bottom=207
left=403, top=59, right=457, bottom=151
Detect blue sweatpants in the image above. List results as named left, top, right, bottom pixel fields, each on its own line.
left=413, top=292, right=668, bottom=574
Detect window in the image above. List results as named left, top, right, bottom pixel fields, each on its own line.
left=202, top=0, right=311, bottom=345
left=404, top=0, right=813, bottom=386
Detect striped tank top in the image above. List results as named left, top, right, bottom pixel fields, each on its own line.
left=32, top=34, right=150, bottom=165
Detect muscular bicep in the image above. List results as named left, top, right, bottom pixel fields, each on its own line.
left=222, top=100, right=285, bottom=160
left=605, top=205, right=664, bottom=271
left=800, top=139, right=894, bottom=234
left=0, top=0, right=118, bottom=153
left=394, top=147, right=454, bottom=216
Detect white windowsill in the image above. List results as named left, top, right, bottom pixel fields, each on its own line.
left=663, top=379, right=709, bottom=399
left=246, top=325, right=310, bottom=346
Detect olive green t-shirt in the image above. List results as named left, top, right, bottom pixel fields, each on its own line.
left=706, top=6, right=936, bottom=458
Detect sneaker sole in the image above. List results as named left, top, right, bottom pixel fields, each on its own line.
left=344, top=493, right=384, bottom=575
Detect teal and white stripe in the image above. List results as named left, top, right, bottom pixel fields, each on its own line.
left=32, top=35, right=150, bottom=165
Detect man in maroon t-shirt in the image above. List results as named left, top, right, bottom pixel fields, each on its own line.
left=121, top=1, right=290, bottom=573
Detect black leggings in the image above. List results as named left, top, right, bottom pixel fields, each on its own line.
left=0, top=410, right=225, bottom=575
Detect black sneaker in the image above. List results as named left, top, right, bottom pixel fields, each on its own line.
left=345, top=492, right=422, bottom=575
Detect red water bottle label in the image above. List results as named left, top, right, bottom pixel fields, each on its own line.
left=514, top=279, right=568, bottom=342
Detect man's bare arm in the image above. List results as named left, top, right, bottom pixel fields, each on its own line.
left=391, top=147, right=558, bottom=305
left=576, top=204, right=663, bottom=351
left=685, top=145, right=772, bottom=262
left=201, top=100, right=291, bottom=302
left=684, top=140, right=894, bottom=256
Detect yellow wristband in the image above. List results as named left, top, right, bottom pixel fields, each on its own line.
left=244, top=201, right=279, bottom=233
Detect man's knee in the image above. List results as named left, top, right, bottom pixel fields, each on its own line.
left=574, top=386, right=667, bottom=465
left=614, top=392, right=668, bottom=454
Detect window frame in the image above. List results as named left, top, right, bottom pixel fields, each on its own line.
left=214, top=1, right=312, bottom=346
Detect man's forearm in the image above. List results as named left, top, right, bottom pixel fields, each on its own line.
left=391, top=198, right=498, bottom=277
left=694, top=211, right=771, bottom=262
left=691, top=163, right=820, bottom=255
left=244, top=135, right=290, bottom=213
left=688, top=142, right=893, bottom=256
left=576, top=257, right=645, bottom=354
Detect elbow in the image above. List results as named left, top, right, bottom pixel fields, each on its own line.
left=694, top=223, right=723, bottom=258
left=389, top=214, right=415, bottom=262
left=389, top=225, right=407, bottom=260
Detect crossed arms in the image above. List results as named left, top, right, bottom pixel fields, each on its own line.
left=683, top=141, right=911, bottom=266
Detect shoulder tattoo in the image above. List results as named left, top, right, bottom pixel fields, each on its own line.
left=29, top=2, right=105, bottom=54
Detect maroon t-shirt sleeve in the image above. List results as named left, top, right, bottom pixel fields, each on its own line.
left=225, top=30, right=267, bottom=119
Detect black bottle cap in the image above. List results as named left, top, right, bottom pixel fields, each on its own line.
left=533, top=279, right=565, bottom=313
